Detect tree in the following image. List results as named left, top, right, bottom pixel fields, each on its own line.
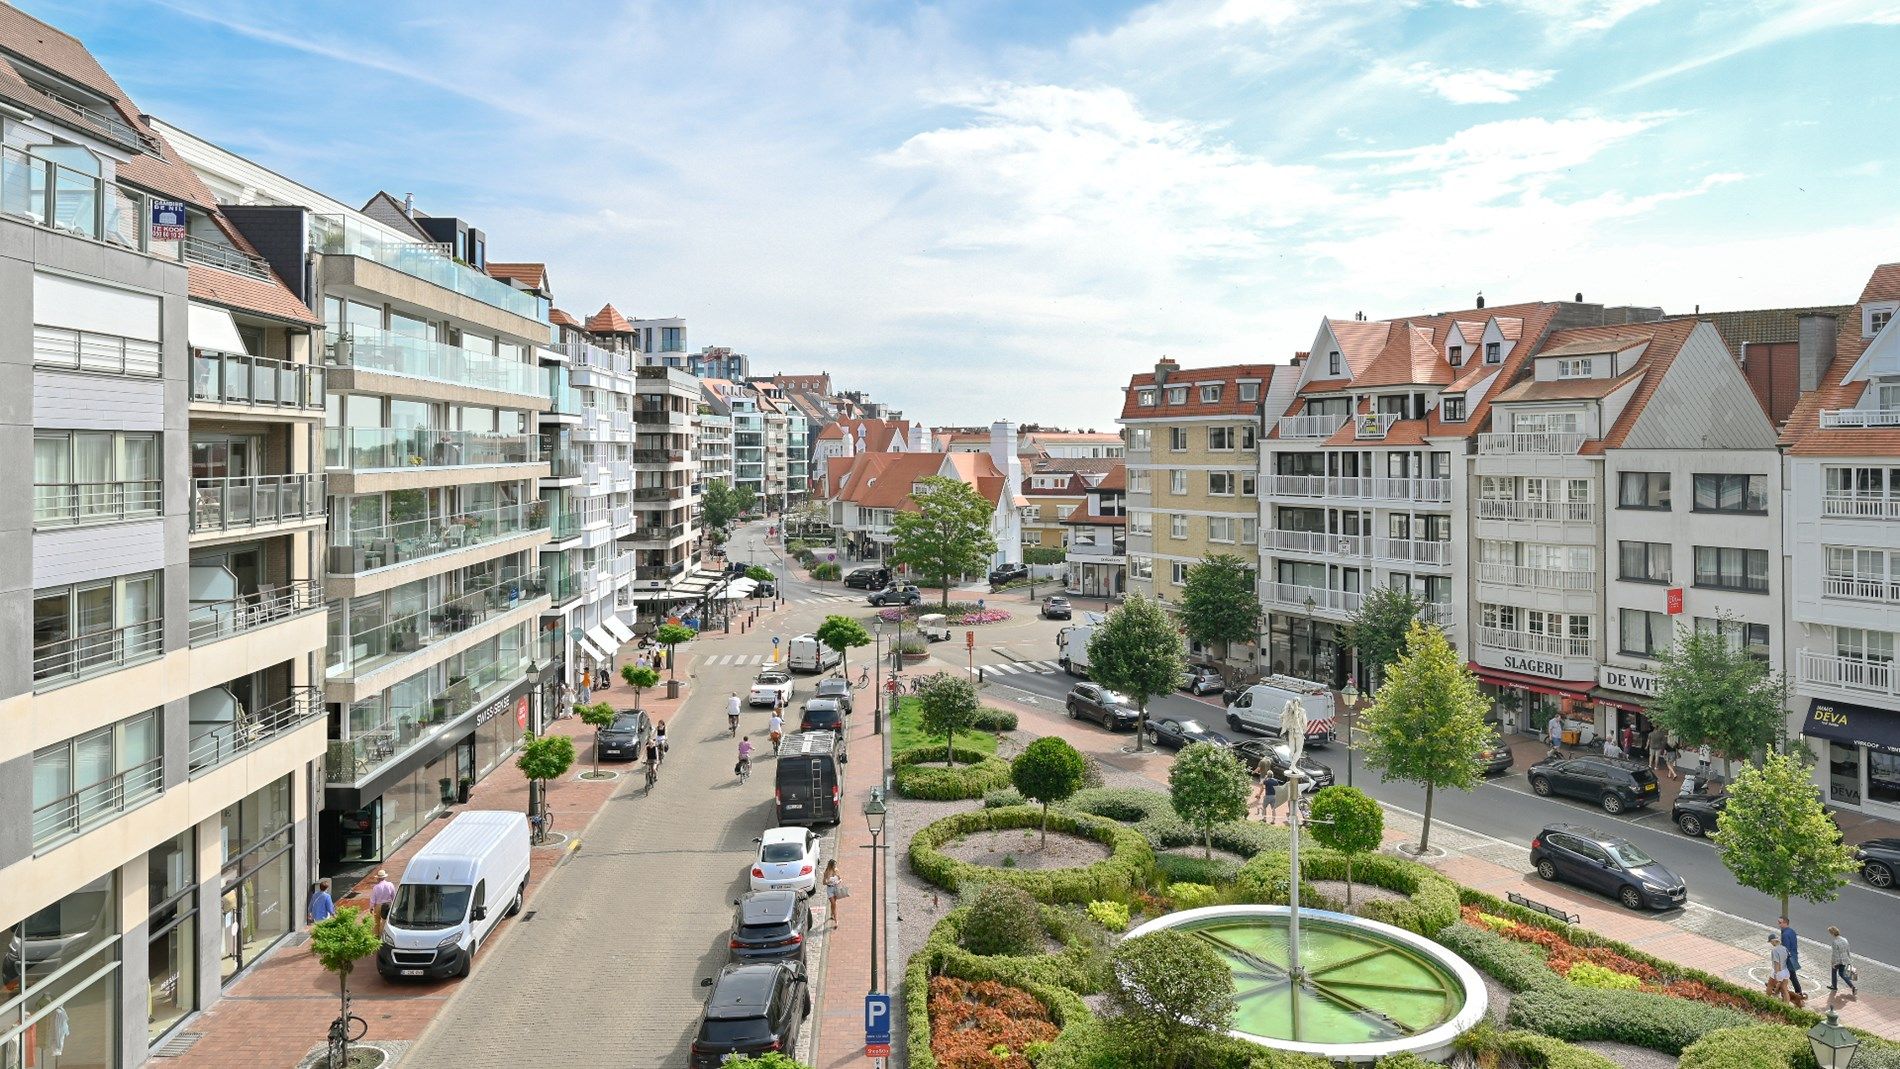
left=1710, top=750, right=1857, bottom=918
left=1356, top=622, right=1493, bottom=853
left=1011, top=736, right=1087, bottom=847
left=516, top=732, right=576, bottom=828
left=1179, top=554, right=1261, bottom=687
left=309, top=906, right=379, bottom=1068
left=917, top=671, right=980, bottom=766
left=620, top=664, right=661, bottom=713
left=577, top=701, right=618, bottom=778
left=1024, top=546, right=1067, bottom=566
left=1345, top=586, right=1424, bottom=688
left=1649, top=616, right=1787, bottom=777
left=890, top=475, right=998, bottom=607
left=700, top=478, right=743, bottom=533
left=1168, top=742, right=1250, bottom=859
left=653, top=622, right=698, bottom=681
left=1107, top=929, right=1236, bottom=1069
left=1308, top=786, right=1384, bottom=907
left=745, top=565, right=775, bottom=584
left=814, top=614, right=871, bottom=681
left=1086, top=594, right=1185, bottom=752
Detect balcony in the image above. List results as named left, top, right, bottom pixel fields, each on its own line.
left=327, top=566, right=549, bottom=680
left=1821, top=576, right=1900, bottom=605
left=1274, top=413, right=1348, bottom=439
left=181, top=236, right=272, bottom=281
left=189, top=580, right=324, bottom=646
left=3, top=144, right=166, bottom=255
left=188, top=687, right=322, bottom=778
left=1477, top=563, right=1596, bottom=592
left=33, top=325, right=159, bottom=377
left=324, top=428, right=538, bottom=472
left=1476, top=626, right=1595, bottom=659
left=1266, top=583, right=1363, bottom=616
left=1476, top=499, right=1595, bottom=523
left=34, top=481, right=161, bottom=529
left=633, top=449, right=689, bottom=465
left=309, top=215, right=542, bottom=320
left=1355, top=413, right=1391, bottom=439
left=327, top=655, right=530, bottom=783
left=327, top=326, right=544, bottom=399
left=192, top=351, right=326, bottom=412
left=633, top=409, right=690, bottom=428
left=32, top=757, right=163, bottom=850
left=1264, top=474, right=1449, bottom=503
left=1376, top=538, right=1450, bottom=565
left=190, top=474, right=325, bottom=534
left=545, top=366, right=579, bottom=416
left=1819, top=408, right=1900, bottom=429
left=1477, top=432, right=1588, bottom=455
left=1418, top=602, right=1456, bottom=630
left=1821, top=494, right=1900, bottom=520
left=629, top=523, right=687, bottom=544
left=1266, top=529, right=1367, bottom=557
left=545, top=448, right=583, bottom=479
left=637, top=562, right=685, bottom=582
left=1798, top=651, right=1898, bottom=699
left=328, top=499, right=549, bottom=575
left=34, top=618, right=163, bottom=689
left=633, top=486, right=686, bottom=503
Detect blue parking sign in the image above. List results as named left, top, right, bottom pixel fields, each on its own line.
left=865, top=992, right=892, bottom=1045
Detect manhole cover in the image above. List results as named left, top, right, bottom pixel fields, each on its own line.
left=521, top=910, right=538, bottom=922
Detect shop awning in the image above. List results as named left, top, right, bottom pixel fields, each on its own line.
left=1802, top=697, right=1900, bottom=750
left=586, top=625, right=621, bottom=657
left=602, top=616, right=635, bottom=644
left=1469, top=664, right=1595, bottom=698
left=577, top=636, right=609, bottom=663
left=1590, top=688, right=1647, bottom=713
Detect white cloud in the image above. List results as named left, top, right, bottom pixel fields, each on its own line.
left=1620, top=0, right=1900, bottom=88
left=1458, top=0, right=1665, bottom=36
left=1385, top=62, right=1556, bottom=104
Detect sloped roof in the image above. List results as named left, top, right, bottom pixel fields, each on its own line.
left=1096, top=462, right=1126, bottom=491
left=1782, top=263, right=1900, bottom=456
left=486, top=262, right=548, bottom=292
left=1493, top=320, right=1698, bottom=449
left=587, top=304, right=634, bottom=334
left=189, top=265, right=319, bottom=325
left=549, top=307, right=580, bottom=329
left=1120, top=362, right=1279, bottom=420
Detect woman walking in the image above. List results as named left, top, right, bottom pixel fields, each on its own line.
left=1249, top=755, right=1269, bottom=819
left=823, top=860, right=843, bottom=929
left=1829, top=926, right=1859, bottom=1000
left=1767, top=933, right=1792, bottom=1002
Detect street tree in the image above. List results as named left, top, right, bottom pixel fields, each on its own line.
left=1168, top=742, right=1250, bottom=859
left=1308, top=786, right=1384, bottom=907
left=309, top=906, right=379, bottom=1069
left=1011, top=736, right=1087, bottom=847
left=1107, top=929, right=1237, bottom=1069
left=1179, top=553, right=1261, bottom=688
left=577, top=701, right=618, bottom=778
left=1710, top=750, right=1858, bottom=918
left=620, top=665, right=660, bottom=713
left=653, top=622, right=698, bottom=681
left=889, top=475, right=998, bottom=606
left=814, top=614, right=871, bottom=681
left=745, top=565, right=776, bottom=584
left=917, top=671, right=981, bottom=766
left=1356, top=622, right=1493, bottom=853
left=1086, top=594, right=1185, bottom=752
left=699, top=478, right=743, bottom=532
left=1649, top=616, right=1786, bottom=776
left=1345, top=586, right=1424, bottom=688
left=516, top=732, right=576, bottom=830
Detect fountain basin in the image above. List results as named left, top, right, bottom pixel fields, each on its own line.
left=1124, top=905, right=1486, bottom=1063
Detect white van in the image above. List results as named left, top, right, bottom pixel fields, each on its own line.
left=787, top=634, right=841, bottom=674
left=376, top=810, right=531, bottom=980
left=1224, top=676, right=1338, bottom=746
left=916, top=613, right=952, bottom=642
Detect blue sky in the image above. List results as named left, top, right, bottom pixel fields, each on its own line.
left=28, top=0, right=1900, bottom=428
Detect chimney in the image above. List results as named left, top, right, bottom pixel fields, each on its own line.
left=402, top=193, right=415, bottom=218
left=1798, top=313, right=1839, bottom=394
left=1154, top=356, right=1177, bottom=386
left=1575, top=292, right=1583, bottom=303
left=1476, top=292, right=1485, bottom=310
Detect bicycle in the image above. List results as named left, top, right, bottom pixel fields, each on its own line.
left=728, top=712, right=740, bottom=737
left=644, top=758, right=659, bottom=794
left=770, top=730, right=783, bottom=756
left=854, top=667, right=870, bottom=691
left=530, top=808, right=554, bottom=846
left=737, top=756, right=752, bottom=784
left=326, top=998, right=368, bottom=1068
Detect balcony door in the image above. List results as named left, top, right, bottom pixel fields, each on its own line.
left=192, top=436, right=257, bottom=480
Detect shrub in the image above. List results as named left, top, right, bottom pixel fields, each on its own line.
left=1066, top=787, right=1169, bottom=823
left=929, top=976, right=1060, bottom=1069
left=1476, top=911, right=1516, bottom=930
left=1679, top=1025, right=1900, bottom=1069
left=1166, top=882, right=1218, bottom=910
left=810, top=561, right=842, bottom=580
left=1455, top=1025, right=1623, bottom=1069
left=1506, top=984, right=1756, bottom=1054
left=1012, top=737, right=1088, bottom=847
left=1432, top=923, right=1556, bottom=994
left=973, top=708, right=1019, bottom=732
left=1566, top=960, right=1642, bottom=991
left=961, top=884, right=1044, bottom=957
left=1372, top=1056, right=1435, bottom=1069
left=1086, top=900, right=1129, bottom=932
left=1232, top=848, right=1460, bottom=937
left=893, top=746, right=1014, bottom=800
left=1106, top=930, right=1236, bottom=1069
left=909, top=806, right=1154, bottom=903
left=1153, top=853, right=1237, bottom=886
left=984, top=787, right=1026, bottom=808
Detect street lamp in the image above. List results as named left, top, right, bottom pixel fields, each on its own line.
left=873, top=620, right=885, bottom=736
left=1339, top=682, right=1361, bottom=788
left=863, top=791, right=889, bottom=994
left=1808, top=1010, right=1860, bottom=1069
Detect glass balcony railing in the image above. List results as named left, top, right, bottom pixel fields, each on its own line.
left=326, top=326, right=543, bottom=398
left=327, top=653, right=529, bottom=783
left=189, top=580, right=324, bottom=646
left=546, top=365, right=579, bottom=414
left=188, top=687, right=322, bottom=779
left=3, top=144, right=166, bottom=254
left=308, top=215, right=543, bottom=321
left=324, top=428, right=539, bottom=472
left=548, top=567, right=585, bottom=603
left=329, top=499, right=549, bottom=574
left=190, top=474, right=325, bottom=533
left=327, top=565, right=548, bottom=679
left=193, top=351, right=326, bottom=410
left=34, top=481, right=161, bottom=529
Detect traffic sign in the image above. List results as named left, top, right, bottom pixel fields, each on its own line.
left=773, top=636, right=781, bottom=646
left=966, top=630, right=975, bottom=650
left=866, top=1044, right=891, bottom=1058
left=865, top=993, right=892, bottom=1046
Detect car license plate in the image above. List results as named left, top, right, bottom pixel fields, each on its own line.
left=400, top=969, right=423, bottom=976
left=1645, top=783, right=1658, bottom=792
left=771, top=882, right=797, bottom=890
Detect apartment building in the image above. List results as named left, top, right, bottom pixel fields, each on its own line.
left=1062, top=463, right=1127, bottom=599
left=1, top=10, right=331, bottom=1062
left=631, top=316, right=688, bottom=367
left=1783, top=265, right=1900, bottom=819
left=695, top=397, right=736, bottom=490
left=822, top=422, right=1024, bottom=567
left=1021, top=469, right=1090, bottom=552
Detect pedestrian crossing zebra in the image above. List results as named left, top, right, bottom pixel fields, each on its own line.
left=700, top=653, right=773, bottom=666
left=980, top=660, right=1061, bottom=676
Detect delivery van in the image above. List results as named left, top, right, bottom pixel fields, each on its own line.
left=376, top=810, right=531, bottom=980
left=1225, top=676, right=1338, bottom=745
left=787, top=634, right=841, bottom=674
left=775, top=732, right=844, bottom=826
left=1057, top=625, right=1096, bottom=677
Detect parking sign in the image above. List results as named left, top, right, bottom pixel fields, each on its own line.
left=865, top=992, right=892, bottom=1050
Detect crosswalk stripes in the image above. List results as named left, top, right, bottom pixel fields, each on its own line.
left=700, top=653, right=773, bottom=666
left=982, top=660, right=1060, bottom=676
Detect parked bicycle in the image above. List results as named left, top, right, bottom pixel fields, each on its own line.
left=530, top=807, right=554, bottom=846
left=326, top=995, right=368, bottom=1069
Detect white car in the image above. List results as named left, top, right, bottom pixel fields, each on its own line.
left=751, top=827, right=823, bottom=896
left=749, top=670, right=793, bottom=708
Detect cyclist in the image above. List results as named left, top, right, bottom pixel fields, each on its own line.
left=644, top=737, right=660, bottom=779
left=767, top=710, right=784, bottom=755
left=727, top=692, right=741, bottom=736
left=736, top=736, right=754, bottom=781
left=654, top=720, right=668, bottom=764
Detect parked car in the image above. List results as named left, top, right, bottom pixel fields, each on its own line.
left=690, top=961, right=810, bottom=1068
left=750, top=827, right=823, bottom=895
left=813, top=677, right=854, bottom=715
left=725, top=559, right=749, bottom=575
left=728, top=890, right=812, bottom=963
left=1231, top=740, right=1335, bottom=792
left=1478, top=743, right=1514, bottom=776
left=867, top=584, right=922, bottom=607
left=1040, top=596, right=1072, bottom=620
left=594, top=710, right=651, bottom=761
left=1526, top=756, right=1661, bottom=814
left=1670, top=790, right=1726, bottom=838
left=1065, top=682, right=1139, bottom=730
left=1180, top=665, right=1224, bottom=696
left=1145, top=716, right=1237, bottom=751
left=988, top=563, right=1029, bottom=585
left=843, top=567, right=890, bottom=590
left=798, top=698, right=847, bottom=740
left=1530, top=823, right=1687, bottom=910
left=754, top=580, right=777, bottom=599
left=749, top=670, right=794, bottom=708
left=1854, top=838, right=1900, bottom=888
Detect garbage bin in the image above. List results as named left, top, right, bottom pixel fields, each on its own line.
left=667, top=679, right=681, bottom=699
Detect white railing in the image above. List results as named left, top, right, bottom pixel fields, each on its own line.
left=1477, top=432, right=1588, bottom=455
left=1277, top=414, right=1349, bottom=439
left=1266, top=583, right=1363, bottom=615
left=1266, top=474, right=1447, bottom=502
left=1376, top=538, right=1450, bottom=565
left=1476, top=499, right=1596, bottom=523
left=1820, top=409, right=1900, bottom=428
left=1267, top=474, right=1328, bottom=497
left=1419, top=602, right=1456, bottom=630
left=1354, top=413, right=1390, bottom=439
left=1477, top=626, right=1595, bottom=659
left=1822, top=576, right=1900, bottom=604
left=1799, top=651, right=1897, bottom=697
left=1373, top=477, right=1451, bottom=503
left=1821, top=494, right=1900, bottom=520
left=1266, top=529, right=1367, bottom=556
left=1477, top=562, right=1596, bottom=592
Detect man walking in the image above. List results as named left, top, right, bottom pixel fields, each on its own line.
left=307, top=878, right=335, bottom=926
left=1779, top=916, right=1805, bottom=1000
left=1829, top=926, right=1858, bottom=1001
left=368, top=870, right=396, bottom=935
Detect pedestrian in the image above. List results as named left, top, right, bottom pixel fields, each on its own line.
left=1602, top=736, right=1624, bottom=760
left=1829, top=926, right=1858, bottom=1000
left=1697, top=743, right=1713, bottom=775
left=1779, top=916, right=1805, bottom=1001
left=1547, top=716, right=1564, bottom=753
left=1661, top=738, right=1681, bottom=780
left=655, top=720, right=668, bottom=763
left=1648, top=727, right=1668, bottom=770
left=1249, top=755, right=1269, bottom=817
left=368, top=869, right=396, bottom=935
left=1681, top=768, right=1699, bottom=796
left=1620, top=725, right=1636, bottom=758
left=1264, top=773, right=1284, bottom=825
left=1767, top=933, right=1791, bottom=1001
left=823, top=860, right=843, bottom=929
left=307, top=878, right=335, bottom=925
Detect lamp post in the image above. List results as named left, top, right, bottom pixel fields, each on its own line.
left=1339, top=682, right=1361, bottom=788
left=863, top=791, right=888, bottom=993
left=1808, top=1010, right=1860, bottom=1069
left=873, top=620, right=885, bottom=736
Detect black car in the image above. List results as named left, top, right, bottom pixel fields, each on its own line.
left=1855, top=838, right=1900, bottom=888
left=690, top=961, right=810, bottom=1067
left=1179, top=665, right=1224, bottom=696
left=1065, top=683, right=1138, bottom=730
left=867, top=584, right=922, bottom=607
left=814, top=677, right=855, bottom=715
left=798, top=698, right=847, bottom=739
left=729, top=891, right=813, bottom=963
left=594, top=710, right=650, bottom=761
left=726, top=559, right=750, bottom=575
left=989, top=563, right=1029, bottom=585
left=1040, top=596, right=1072, bottom=620
left=843, top=567, right=890, bottom=590
left=1478, top=743, right=1514, bottom=776
left=1526, top=756, right=1660, bottom=814
left=1670, top=790, right=1726, bottom=837
left=1146, top=716, right=1236, bottom=751
left=1232, top=739, right=1335, bottom=791
left=754, top=580, right=777, bottom=599
left=1530, top=823, right=1687, bottom=910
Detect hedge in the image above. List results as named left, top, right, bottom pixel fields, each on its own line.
left=904, top=907, right=1096, bottom=1069
left=922, top=903, right=1114, bottom=996
left=1505, top=984, right=1756, bottom=1054
left=1063, top=786, right=1288, bottom=859
left=891, top=745, right=1012, bottom=800
left=1153, top=852, right=1239, bottom=887
left=1679, top=1024, right=1900, bottom=1069
left=1231, top=848, right=1461, bottom=937
left=908, top=805, right=1154, bottom=903
left=984, top=787, right=1025, bottom=808
left=1432, top=923, right=1557, bottom=994
left=972, top=708, right=1018, bottom=732
left=1454, top=1025, right=1623, bottom=1069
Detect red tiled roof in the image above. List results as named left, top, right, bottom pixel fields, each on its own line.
left=549, top=307, right=580, bottom=328
left=486, top=262, right=547, bottom=291
left=1783, top=264, right=1900, bottom=456
left=189, top=265, right=319, bottom=325
left=1120, top=362, right=1279, bottom=420
left=1062, top=513, right=1126, bottom=527
left=587, top=303, right=634, bottom=334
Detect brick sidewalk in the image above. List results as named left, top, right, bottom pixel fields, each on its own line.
left=811, top=678, right=890, bottom=1068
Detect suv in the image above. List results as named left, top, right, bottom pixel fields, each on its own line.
left=867, top=584, right=921, bottom=607
left=798, top=698, right=847, bottom=743
left=843, top=567, right=890, bottom=590
left=728, top=890, right=813, bottom=963
left=690, top=962, right=810, bottom=1067
left=988, top=563, right=1029, bottom=585
left=814, top=677, right=854, bottom=715
left=1526, top=756, right=1661, bottom=814
left=1065, top=683, right=1138, bottom=730
left=594, top=710, right=650, bottom=761
left=1530, top=823, right=1687, bottom=910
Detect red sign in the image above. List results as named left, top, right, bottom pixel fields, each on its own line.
left=516, top=696, right=530, bottom=729
left=866, top=1045, right=891, bottom=1058
left=1665, top=587, right=1684, bottom=615
left=966, top=630, right=976, bottom=650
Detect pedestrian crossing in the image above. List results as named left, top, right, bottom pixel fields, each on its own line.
left=981, top=660, right=1062, bottom=676
left=700, top=653, right=777, bottom=666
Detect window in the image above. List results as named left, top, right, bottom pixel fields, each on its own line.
left=1209, top=427, right=1235, bottom=450
left=1823, top=545, right=1900, bottom=601
left=1619, top=609, right=1673, bottom=656
left=1128, top=427, right=1151, bottom=450
left=1836, top=627, right=1894, bottom=664
left=1056, top=504, right=1077, bottom=520
left=1209, top=516, right=1236, bottom=542
left=1326, top=351, right=1341, bottom=375
left=1240, top=473, right=1257, bottom=496
left=33, top=571, right=163, bottom=686
left=1200, top=384, right=1222, bottom=403
left=1240, top=424, right=1257, bottom=449
left=33, top=709, right=161, bottom=846
left=1238, top=382, right=1259, bottom=401
left=1170, top=470, right=1187, bottom=495
left=1692, top=473, right=1767, bottom=513
left=1129, top=471, right=1151, bottom=494
left=1166, top=386, right=1188, bottom=405
left=1171, top=562, right=1190, bottom=585
left=1618, top=471, right=1671, bottom=510
left=1239, top=518, right=1258, bottom=544
left=1866, top=304, right=1896, bottom=339
left=1208, top=472, right=1235, bottom=496
left=1170, top=515, right=1187, bottom=539
left=1693, top=546, right=1770, bottom=593
left=1484, top=342, right=1501, bottom=363
left=1170, top=427, right=1188, bottom=451
left=1511, top=411, right=1580, bottom=434
left=33, top=271, right=163, bottom=377
left=33, top=430, right=161, bottom=528
left=1555, top=358, right=1593, bottom=378
left=1618, top=541, right=1672, bottom=583
left=1695, top=617, right=1770, bottom=661
left=1137, top=389, right=1156, bottom=407
left=1440, top=396, right=1466, bottom=422
left=1448, top=345, right=1463, bottom=367
left=1128, top=511, right=1153, bottom=536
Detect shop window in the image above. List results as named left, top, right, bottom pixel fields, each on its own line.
left=219, top=778, right=294, bottom=983
left=1870, top=749, right=1900, bottom=808
left=0, top=872, right=120, bottom=1069
left=149, top=830, right=197, bottom=1040
left=1830, top=742, right=1864, bottom=806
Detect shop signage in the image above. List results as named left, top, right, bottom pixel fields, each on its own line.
left=1503, top=654, right=1565, bottom=679
left=515, top=695, right=530, bottom=729
left=475, top=684, right=528, bottom=728
left=1598, top=664, right=1660, bottom=698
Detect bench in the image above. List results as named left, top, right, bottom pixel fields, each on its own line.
left=1508, top=891, right=1580, bottom=925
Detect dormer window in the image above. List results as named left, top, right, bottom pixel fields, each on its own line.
left=1327, top=351, right=1341, bottom=375
left=1166, top=386, right=1188, bottom=404
left=1137, top=388, right=1157, bottom=406
left=1200, top=384, right=1222, bottom=403
left=1484, top=342, right=1502, bottom=364
left=1868, top=305, right=1896, bottom=339
left=1238, top=381, right=1259, bottom=401
left=1441, top=396, right=1466, bottom=422
left=1449, top=345, right=1463, bottom=367
left=1555, top=358, right=1594, bottom=378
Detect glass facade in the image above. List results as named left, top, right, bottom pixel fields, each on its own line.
left=0, top=873, right=120, bottom=1069
left=147, top=831, right=195, bottom=1041
left=219, top=779, right=293, bottom=983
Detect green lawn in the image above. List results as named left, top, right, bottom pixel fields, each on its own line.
left=889, top=696, right=998, bottom=757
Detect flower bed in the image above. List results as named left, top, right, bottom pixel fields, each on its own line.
left=928, top=977, right=1060, bottom=1069
left=875, top=606, right=1012, bottom=625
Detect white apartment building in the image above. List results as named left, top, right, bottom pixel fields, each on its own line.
left=696, top=404, right=735, bottom=489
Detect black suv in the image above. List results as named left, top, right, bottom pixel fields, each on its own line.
left=728, top=891, right=812, bottom=963
left=867, top=584, right=921, bottom=606
left=843, top=567, right=890, bottom=590
left=594, top=710, right=650, bottom=761
left=814, top=677, right=854, bottom=715
left=1065, top=683, right=1138, bottom=730
left=1530, top=823, right=1687, bottom=910
left=798, top=698, right=847, bottom=743
left=690, top=962, right=810, bottom=1067
left=1526, top=756, right=1660, bottom=813
left=989, top=563, right=1029, bottom=585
